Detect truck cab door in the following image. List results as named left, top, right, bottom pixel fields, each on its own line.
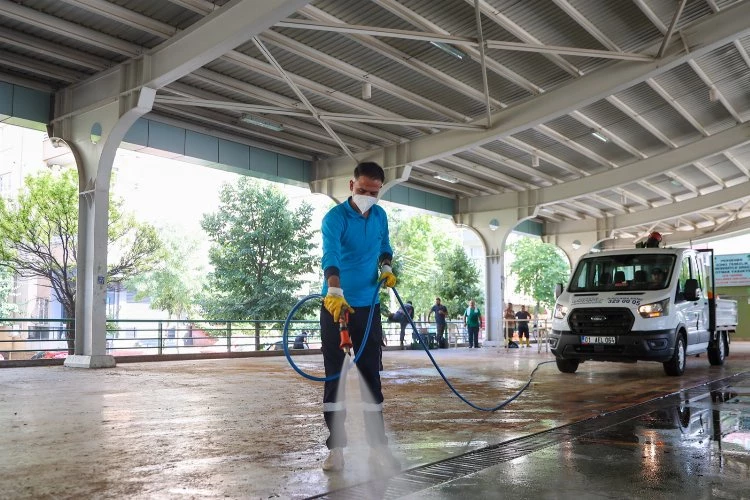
left=693, top=253, right=711, bottom=343
left=675, top=257, right=702, bottom=347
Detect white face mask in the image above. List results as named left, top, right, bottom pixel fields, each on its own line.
left=351, top=194, right=378, bottom=214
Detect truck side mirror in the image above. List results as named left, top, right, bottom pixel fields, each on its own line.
left=684, top=278, right=701, bottom=301
left=554, top=283, right=563, bottom=299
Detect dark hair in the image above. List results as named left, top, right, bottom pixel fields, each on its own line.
left=354, top=162, right=385, bottom=182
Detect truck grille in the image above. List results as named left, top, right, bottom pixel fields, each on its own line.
left=568, top=307, right=634, bottom=335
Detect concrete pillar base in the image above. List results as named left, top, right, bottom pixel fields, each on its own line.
left=64, top=355, right=116, bottom=369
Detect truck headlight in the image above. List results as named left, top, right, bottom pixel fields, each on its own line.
left=638, top=299, right=670, bottom=318
left=554, top=304, right=568, bottom=319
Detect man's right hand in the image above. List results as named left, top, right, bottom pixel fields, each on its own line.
left=324, top=287, right=354, bottom=322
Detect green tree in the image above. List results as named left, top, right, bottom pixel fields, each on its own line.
left=200, top=178, right=317, bottom=350
left=436, top=245, right=483, bottom=318
left=508, top=237, right=570, bottom=314
left=0, top=267, right=19, bottom=322
left=0, top=168, right=162, bottom=351
left=387, top=212, right=458, bottom=317
left=125, top=226, right=206, bottom=321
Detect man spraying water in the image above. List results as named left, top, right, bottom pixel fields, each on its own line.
left=319, top=162, right=401, bottom=474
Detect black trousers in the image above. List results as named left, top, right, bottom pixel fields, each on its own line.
left=435, top=322, right=446, bottom=341
left=468, top=326, right=479, bottom=347
left=517, top=323, right=529, bottom=339
left=321, top=304, right=387, bottom=449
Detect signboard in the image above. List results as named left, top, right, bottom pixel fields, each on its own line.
left=714, top=254, right=750, bottom=287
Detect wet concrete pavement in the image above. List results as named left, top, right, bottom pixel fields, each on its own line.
left=2, top=342, right=750, bottom=499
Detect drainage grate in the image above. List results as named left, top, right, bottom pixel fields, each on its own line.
left=310, top=373, right=749, bottom=500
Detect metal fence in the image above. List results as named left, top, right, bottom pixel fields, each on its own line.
left=0, top=318, right=474, bottom=360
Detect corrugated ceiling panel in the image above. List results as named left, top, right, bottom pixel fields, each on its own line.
left=25, top=0, right=164, bottom=48
left=400, top=0, right=478, bottom=35
left=262, top=31, right=476, bottom=121
left=640, top=107, right=704, bottom=147
left=112, top=0, right=201, bottom=29
left=455, top=151, right=535, bottom=184
left=484, top=140, right=526, bottom=160
left=383, top=35, right=535, bottom=105
left=566, top=0, right=663, bottom=52
left=579, top=99, right=669, bottom=157
left=653, top=62, right=705, bottom=98
left=480, top=142, right=577, bottom=181
left=614, top=82, right=668, bottom=115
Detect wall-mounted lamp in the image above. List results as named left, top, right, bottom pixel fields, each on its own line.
left=489, top=218, right=500, bottom=231
left=571, top=240, right=581, bottom=250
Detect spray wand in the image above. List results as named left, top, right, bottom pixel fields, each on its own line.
left=339, top=308, right=353, bottom=356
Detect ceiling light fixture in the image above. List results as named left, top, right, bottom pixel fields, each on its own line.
left=429, top=41, right=465, bottom=60
left=240, top=114, right=284, bottom=132
left=591, top=131, right=609, bottom=143
left=531, top=154, right=540, bottom=168
left=362, top=81, right=372, bottom=100
left=434, top=173, right=459, bottom=183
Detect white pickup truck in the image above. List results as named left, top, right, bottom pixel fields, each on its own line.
left=549, top=247, right=738, bottom=376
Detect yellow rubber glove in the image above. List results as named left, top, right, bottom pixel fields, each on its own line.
left=323, top=287, right=354, bottom=322
left=378, top=264, right=397, bottom=288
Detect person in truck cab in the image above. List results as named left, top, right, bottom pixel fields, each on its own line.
left=649, top=268, right=666, bottom=288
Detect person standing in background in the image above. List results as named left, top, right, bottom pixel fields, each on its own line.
left=428, top=297, right=449, bottom=348
left=504, top=302, right=516, bottom=347
left=463, top=300, right=482, bottom=348
left=515, top=305, right=531, bottom=348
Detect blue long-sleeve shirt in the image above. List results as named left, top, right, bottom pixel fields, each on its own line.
left=321, top=198, right=392, bottom=307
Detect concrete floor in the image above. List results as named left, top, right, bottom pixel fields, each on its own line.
left=2, top=342, right=750, bottom=499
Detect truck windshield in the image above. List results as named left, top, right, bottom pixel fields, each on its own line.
left=568, top=254, right=676, bottom=292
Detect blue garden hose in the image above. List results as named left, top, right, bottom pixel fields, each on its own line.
left=282, top=282, right=554, bottom=411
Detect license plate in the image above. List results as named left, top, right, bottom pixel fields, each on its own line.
left=580, top=336, right=616, bottom=344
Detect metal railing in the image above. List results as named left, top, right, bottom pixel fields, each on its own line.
left=501, top=318, right=551, bottom=352
left=0, top=318, right=474, bottom=360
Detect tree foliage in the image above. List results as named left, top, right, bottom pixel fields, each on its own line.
left=126, top=226, right=205, bottom=320
left=0, top=167, right=162, bottom=350
left=508, top=237, right=570, bottom=311
left=436, top=245, right=483, bottom=318
left=200, top=178, right=317, bottom=348
left=386, top=213, right=445, bottom=316
left=385, top=212, right=482, bottom=319
left=0, top=267, right=18, bottom=322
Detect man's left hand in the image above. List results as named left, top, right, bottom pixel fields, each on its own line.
left=378, top=264, right=397, bottom=288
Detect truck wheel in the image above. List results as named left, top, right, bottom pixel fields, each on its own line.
left=707, top=331, right=726, bottom=366
left=556, top=358, right=580, bottom=373
left=663, top=335, right=686, bottom=376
